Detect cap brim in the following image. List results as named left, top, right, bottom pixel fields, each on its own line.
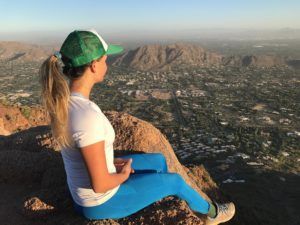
left=106, top=44, right=124, bottom=55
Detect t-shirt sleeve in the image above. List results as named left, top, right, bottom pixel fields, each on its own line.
left=70, top=111, right=106, bottom=148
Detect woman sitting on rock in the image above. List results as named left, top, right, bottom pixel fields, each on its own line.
left=39, top=28, right=235, bottom=225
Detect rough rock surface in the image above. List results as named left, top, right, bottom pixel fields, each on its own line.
left=0, top=117, right=10, bottom=136
left=0, top=103, right=50, bottom=134
left=0, top=104, right=224, bottom=224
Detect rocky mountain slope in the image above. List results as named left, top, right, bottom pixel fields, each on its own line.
left=222, top=55, right=287, bottom=67
left=110, top=43, right=223, bottom=71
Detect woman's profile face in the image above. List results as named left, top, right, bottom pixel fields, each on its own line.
left=95, top=55, right=108, bottom=83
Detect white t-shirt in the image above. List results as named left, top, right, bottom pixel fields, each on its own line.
left=61, top=93, right=120, bottom=207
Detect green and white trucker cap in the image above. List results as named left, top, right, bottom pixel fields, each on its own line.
left=60, top=28, right=123, bottom=67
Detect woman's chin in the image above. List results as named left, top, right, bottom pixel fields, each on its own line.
left=96, top=78, right=104, bottom=83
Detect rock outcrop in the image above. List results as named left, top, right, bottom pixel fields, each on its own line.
left=0, top=103, right=223, bottom=224
left=0, top=103, right=50, bottom=134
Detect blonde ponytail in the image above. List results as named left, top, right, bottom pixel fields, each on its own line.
left=39, top=55, right=74, bottom=150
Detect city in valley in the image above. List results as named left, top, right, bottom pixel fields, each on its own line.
left=0, top=40, right=299, bottom=224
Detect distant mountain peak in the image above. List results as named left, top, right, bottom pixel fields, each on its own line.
left=110, top=42, right=223, bottom=71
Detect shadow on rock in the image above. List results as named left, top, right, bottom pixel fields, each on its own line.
left=0, top=111, right=225, bottom=225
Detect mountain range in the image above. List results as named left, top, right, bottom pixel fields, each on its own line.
left=0, top=41, right=299, bottom=70
left=0, top=41, right=57, bottom=62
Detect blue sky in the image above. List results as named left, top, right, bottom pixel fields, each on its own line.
left=1, top=0, right=299, bottom=31
left=0, top=0, right=299, bottom=42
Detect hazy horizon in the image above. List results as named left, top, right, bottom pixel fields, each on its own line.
left=1, top=28, right=300, bottom=46
left=1, top=0, right=300, bottom=45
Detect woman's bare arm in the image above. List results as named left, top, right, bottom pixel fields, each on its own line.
left=79, top=140, right=129, bottom=193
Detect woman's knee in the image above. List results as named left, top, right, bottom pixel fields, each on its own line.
left=151, top=153, right=168, bottom=171
left=153, top=152, right=167, bottom=163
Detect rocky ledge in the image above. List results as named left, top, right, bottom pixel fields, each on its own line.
left=0, top=103, right=226, bottom=224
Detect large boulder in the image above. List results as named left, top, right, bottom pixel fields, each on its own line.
left=0, top=106, right=222, bottom=225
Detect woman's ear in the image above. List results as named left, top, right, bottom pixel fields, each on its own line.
left=90, top=60, right=97, bottom=73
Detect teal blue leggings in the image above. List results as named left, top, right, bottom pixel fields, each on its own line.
left=73, top=153, right=210, bottom=220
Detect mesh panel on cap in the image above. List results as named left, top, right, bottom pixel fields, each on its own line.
left=85, top=28, right=108, bottom=51
left=61, top=31, right=83, bottom=58
left=81, top=32, right=104, bottom=57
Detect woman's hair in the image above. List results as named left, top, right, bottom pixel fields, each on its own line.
left=39, top=55, right=91, bottom=150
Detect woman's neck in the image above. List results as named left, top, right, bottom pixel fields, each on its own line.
left=69, top=81, right=93, bottom=100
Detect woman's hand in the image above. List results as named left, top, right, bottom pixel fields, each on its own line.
left=114, top=158, right=135, bottom=174
left=114, top=157, right=127, bottom=165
